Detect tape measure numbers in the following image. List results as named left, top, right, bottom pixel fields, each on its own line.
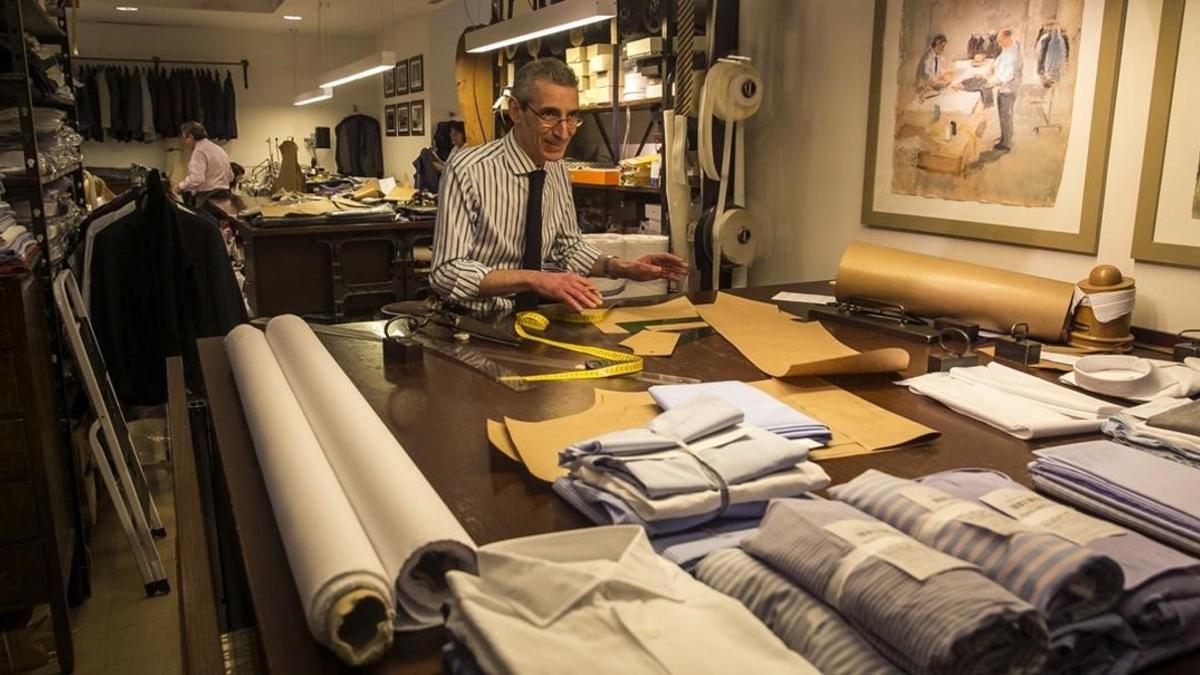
left=499, top=311, right=644, bottom=383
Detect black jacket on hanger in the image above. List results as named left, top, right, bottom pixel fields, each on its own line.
left=222, top=71, right=238, bottom=140
left=335, top=114, right=384, bottom=178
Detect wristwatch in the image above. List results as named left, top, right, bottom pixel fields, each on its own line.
left=602, top=254, right=619, bottom=279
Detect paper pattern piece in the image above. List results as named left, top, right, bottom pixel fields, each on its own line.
left=596, top=296, right=700, bottom=334
left=225, top=326, right=394, bottom=665
left=620, top=330, right=681, bottom=356
left=749, top=379, right=937, bottom=460
left=263, top=316, right=477, bottom=630
left=486, top=419, right=521, bottom=463
left=772, top=291, right=837, bottom=305
left=835, top=242, right=1076, bottom=343
left=695, top=293, right=910, bottom=377
left=645, top=320, right=709, bottom=332
left=260, top=199, right=336, bottom=218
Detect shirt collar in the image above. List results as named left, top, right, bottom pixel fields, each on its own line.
left=473, top=526, right=686, bottom=627
left=502, top=132, right=542, bottom=175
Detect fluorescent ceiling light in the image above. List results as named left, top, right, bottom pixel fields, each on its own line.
left=283, top=15, right=303, bottom=21
left=293, top=87, right=332, bottom=106
left=465, top=0, right=615, bottom=53
left=115, top=6, right=139, bottom=11
left=318, top=51, right=396, bottom=89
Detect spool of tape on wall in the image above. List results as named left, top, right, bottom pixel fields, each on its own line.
left=699, top=59, right=763, bottom=181
left=714, top=208, right=759, bottom=267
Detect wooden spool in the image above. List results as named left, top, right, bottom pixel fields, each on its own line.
left=1068, top=264, right=1135, bottom=352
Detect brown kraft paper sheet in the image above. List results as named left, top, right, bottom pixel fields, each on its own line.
left=694, top=293, right=910, bottom=377
left=835, top=241, right=1075, bottom=342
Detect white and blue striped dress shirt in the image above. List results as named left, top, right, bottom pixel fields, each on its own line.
left=431, top=133, right=602, bottom=315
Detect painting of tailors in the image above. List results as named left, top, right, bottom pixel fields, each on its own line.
left=891, top=0, right=1081, bottom=207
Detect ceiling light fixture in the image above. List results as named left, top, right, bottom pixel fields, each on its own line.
left=283, top=15, right=303, bottom=21
left=293, top=87, right=333, bottom=106
left=318, top=50, right=395, bottom=88
left=115, top=6, right=139, bottom=11
left=465, top=0, right=615, bottom=53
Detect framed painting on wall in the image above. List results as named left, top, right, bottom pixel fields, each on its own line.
left=1132, top=0, right=1200, bottom=268
left=384, top=67, right=395, bottom=98
left=395, top=60, right=409, bottom=96
left=862, top=0, right=1127, bottom=253
left=385, top=105, right=397, bottom=136
left=397, top=102, right=410, bottom=136
left=409, top=55, right=424, bottom=93
left=411, top=100, right=425, bottom=136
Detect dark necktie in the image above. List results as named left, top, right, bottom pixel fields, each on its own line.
left=514, top=169, right=546, bottom=311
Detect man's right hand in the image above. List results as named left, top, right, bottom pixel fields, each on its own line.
left=528, top=271, right=603, bottom=312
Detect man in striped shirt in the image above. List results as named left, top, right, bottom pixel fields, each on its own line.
left=432, top=58, right=687, bottom=315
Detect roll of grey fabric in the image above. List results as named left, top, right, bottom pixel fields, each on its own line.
left=829, top=469, right=1124, bottom=624
left=696, top=548, right=902, bottom=675
left=743, top=499, right=1048, bottom=675
left=918, top=469, right=1200, bottom=670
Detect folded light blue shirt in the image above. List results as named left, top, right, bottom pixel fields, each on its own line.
left=649, top=380, right=832, bottom=443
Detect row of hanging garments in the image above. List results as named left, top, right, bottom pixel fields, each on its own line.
left=74, top=65, right=239, bottom=143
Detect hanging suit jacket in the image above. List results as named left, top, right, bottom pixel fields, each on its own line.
left=335, top=114, right=384, bottom=178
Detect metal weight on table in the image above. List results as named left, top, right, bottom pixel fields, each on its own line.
left=927, top=327, right=980, bottom=372
left=994, top=322, right=1043, bottom=366
left=1174, top=329, right=1200, bottom=362
left=382, top=316, right=425, bottom=367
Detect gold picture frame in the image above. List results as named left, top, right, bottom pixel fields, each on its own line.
left=862, top=0, right=1127, bottom=253
left=1131, top=0, right=1200, bottom=268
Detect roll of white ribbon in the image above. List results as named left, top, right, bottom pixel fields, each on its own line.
left=699, top=59, right=763, bottom=181
left=714, top=208, right=759, bottom=266
left=1073, top=355, right=1165, bottom=398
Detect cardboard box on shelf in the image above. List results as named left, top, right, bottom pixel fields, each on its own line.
left=585, top=43, right=614, bottom=59
left=624, top=36, right=664, bottom=58
left=588, top=54, right=613, bottom=74
left=645, top=82, right=663, bottom=99
left=592, top=71, right=611, bottom=90
left=576, top=74, right=591, bottom=91
left=569, top=60, right=589, bottom=78
left=566, top=46, right=586, bottom=63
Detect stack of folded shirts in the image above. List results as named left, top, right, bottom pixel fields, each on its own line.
left=1030, top=440, right=1200, bottom=558
left=897, top=362, right=1123, bottom=439
left=697, top=548, right=903, bottom=675
left=830, top=469, right=1134, bottom=674
left=742, top=499, right=1049, bottom=674
left=554, top=394, right=830, bottom=535
left=1103, top=400, right=1200, bottom=466
left=0, top=224, right=37, bottom=271
left=648, top=380, right=832, bottom=443
left=918, top=468, right=1200, bottom=670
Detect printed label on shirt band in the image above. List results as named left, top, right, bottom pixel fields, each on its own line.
left=901, top=486, right=1033, bottom=540
left=823, top=519, right=975, bottom=606
left=979, top=488, right=1127, bottom=546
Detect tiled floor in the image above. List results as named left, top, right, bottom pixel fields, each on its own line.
left=21, top=464, right=182, bottom=675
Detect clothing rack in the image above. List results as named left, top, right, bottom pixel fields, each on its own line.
left=74, top=57, right=250, bottom=88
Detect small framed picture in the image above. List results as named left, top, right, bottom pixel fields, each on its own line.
left=410, top=100, right=425, bottom=136
left=408, top=54, right=424, bottom=93
left=396, top=102, right=410, bottom=136
left=383, top=68, right=394, bottom=98
left=385, top=105, right=397, bottom=136
left=394, top=60, right=409, bottom=96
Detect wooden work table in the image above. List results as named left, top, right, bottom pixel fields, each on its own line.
left=180, top=282, right=1199, bottom=674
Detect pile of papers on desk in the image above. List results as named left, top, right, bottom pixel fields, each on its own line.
left=1030, top=440, right=1200, bottom=557
left=553, top=394, right=830, bottom=538
left=648, top=380, right=832, bottom=443
left=897, top=362, right=1123, bottom=439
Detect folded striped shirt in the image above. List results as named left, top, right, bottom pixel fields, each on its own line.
left=829, top=469, right=1124, bottom=625
left=919, top=468, right=1200, bottom=670
left=697, top=548, right=902, bottom=675
left=743, top=499, right=1048, bottom=675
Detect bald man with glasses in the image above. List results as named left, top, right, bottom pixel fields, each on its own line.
left=431, top=57, right=687, bottom=315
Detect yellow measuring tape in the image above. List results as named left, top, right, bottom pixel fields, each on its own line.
left=498, top=311, right=643, bottom=382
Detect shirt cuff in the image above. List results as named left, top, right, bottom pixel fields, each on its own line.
left=431, top=259, right=493, bottom=303
left=561, top=241, right=604, bottom=277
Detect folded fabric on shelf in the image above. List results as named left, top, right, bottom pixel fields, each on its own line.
left=743, top=499, right=1049, bottom=675
left=557, top=394, right=830, bottom=528
left=830, top=469, right=1134, bottom=674
left=1029, top=440, right=1200, bottom=557
left=919, top=468, right=1200, bottom=670
left=897, top=362, right=1122, bottom=439
left=1103, top=412, right=1200, bottom=467
left=697, top=548, right=903, bottom=675
left=445, top=526, right=819, bottom=675
left=648, top=380, right=832, bottom=443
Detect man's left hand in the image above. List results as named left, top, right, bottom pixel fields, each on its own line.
left=618, top=253, right=689, bottom=282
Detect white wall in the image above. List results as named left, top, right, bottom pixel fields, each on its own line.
left=75, top=23, right=379, bottom=174
left=741, top=0, right=1200, bottom=333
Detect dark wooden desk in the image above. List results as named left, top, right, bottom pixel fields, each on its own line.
left=188, top=282, right=1199, bottom=674
left=237, top=217, right=435, bottom=322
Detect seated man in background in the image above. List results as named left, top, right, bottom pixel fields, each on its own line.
left=175, top=121, right=234, bottom=208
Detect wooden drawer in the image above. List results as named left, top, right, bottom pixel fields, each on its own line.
left=0, top=480, right=38, bottom=544
left=0, top=352, right=18, bottom=416
left=0, top=419, right=30, bottom=481
left=0, top=540, right=47, bottom=609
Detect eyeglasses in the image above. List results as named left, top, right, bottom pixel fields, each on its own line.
left=518, top=100, right=584, bottom=130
